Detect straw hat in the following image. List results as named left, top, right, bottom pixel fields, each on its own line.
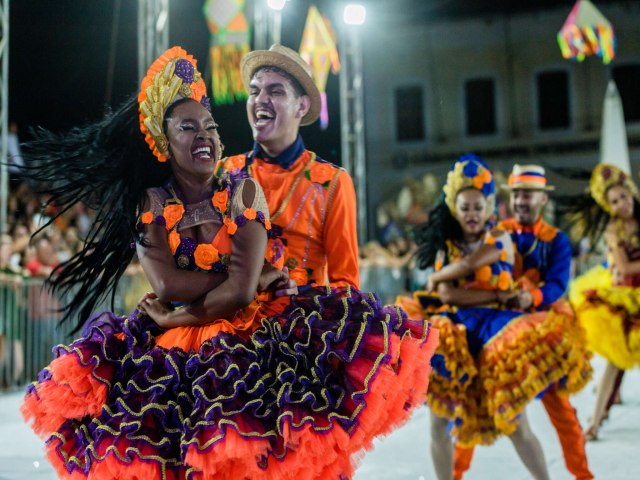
left=505, top=164, right=555, bottom=191
left=240, top=44, right=321, bottom=126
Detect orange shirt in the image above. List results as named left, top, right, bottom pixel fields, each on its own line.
left=223, top=150, right=360, bottom=288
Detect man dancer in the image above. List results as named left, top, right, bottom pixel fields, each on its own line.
left=453, top=164, right=594, bottom=480
left=222, top=44, right=359, bottom=288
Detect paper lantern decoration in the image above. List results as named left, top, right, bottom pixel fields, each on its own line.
left=299, top=5, right=341, bottom=130
left=204, top=0, right=250, bottom=104
left=557, top=0, right=616, bottom=64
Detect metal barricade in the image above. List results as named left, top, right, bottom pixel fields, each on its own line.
left=359, top=264, right=410, bottom=304
left=0, top=270, right=151, bottom=389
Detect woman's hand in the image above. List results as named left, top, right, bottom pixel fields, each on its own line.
left=137, top=292, right=175, bottom=328
left=426, top=274, right=438, bottom=293
left=497, top=290, right=518, bottom=308
left=258, top=265, right=298, bottom=297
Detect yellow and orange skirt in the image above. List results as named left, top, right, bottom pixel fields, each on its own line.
left=570, top=265, right=640, bottom=370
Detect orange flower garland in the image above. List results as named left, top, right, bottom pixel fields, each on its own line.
left=244, top=208, right=257, bottom=220
left=497, top=270, right=511, bottom=291
left=138, top=175, right=272, bottom=272
left=475, top=266, right=492, bottom=283
left=168, top=231, right=181, bottom=255
left=224, top=217, right=238, bottom=235
left=224, top=155, right=246, bottom=173
left=141, top=211, right=154, bottom=224
left=212, top=190, right=228, bottom=213
left=163, top=204, right=185, bottom=231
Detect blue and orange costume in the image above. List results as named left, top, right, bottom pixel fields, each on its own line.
left=454, top=214, right=594, bottom=479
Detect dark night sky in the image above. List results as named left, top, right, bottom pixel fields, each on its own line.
left=9, top=0, right=343, bottom=161
left=10, top=1, right=627, bottom=160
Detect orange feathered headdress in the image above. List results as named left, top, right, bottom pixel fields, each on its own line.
left=138, top=46, right=209, bottom=162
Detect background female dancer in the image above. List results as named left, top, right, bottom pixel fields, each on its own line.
left=20, top=47, right=437, bottom=479
left=568, top=163, right=640, bottom=441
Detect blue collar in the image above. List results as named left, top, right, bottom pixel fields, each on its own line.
left=250, top=135, right=306, bottom=169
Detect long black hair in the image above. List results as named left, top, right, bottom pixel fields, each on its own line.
left=414, top=197, right=463, bottom=269
left=552, top=165, right=640, bottom=250
left=22, top=94, right=172, bottom=332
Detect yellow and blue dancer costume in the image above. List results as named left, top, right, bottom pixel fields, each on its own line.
left=570, top=164, right=640, bottom=370
left=402, top=158, right=591, bottom=448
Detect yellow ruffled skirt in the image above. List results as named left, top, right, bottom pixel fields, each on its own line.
left=569, top=265, right=640, bottom=369
left=397, top=294, right=592, bottom=447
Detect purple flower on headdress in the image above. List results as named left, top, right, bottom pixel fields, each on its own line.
left=200, top=96, right=212, bottom=113
left=619, top=171, right=627, bottom=183
left=602, top=167, right=612, bottom=180
left=174, top=59, right=195, bottom=84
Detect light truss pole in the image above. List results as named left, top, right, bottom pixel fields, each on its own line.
left=340, top=5, right=367, bottom=243
left=0, top=0, right=9, bottom=237
left=138, top=0, right=169, bottom=82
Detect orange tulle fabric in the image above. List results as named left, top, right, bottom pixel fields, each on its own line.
left=22, top=353, right=109, bottom=437
left=46, top=436, right=188, bottom=480
left=155, top=301, right=266, bottom=350
left=179, top=329, right=439, bottom=480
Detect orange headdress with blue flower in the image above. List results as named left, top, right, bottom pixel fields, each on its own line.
left=590, top=163, right=638, bottom=215
left=138, top=46, right=210, bottom=162
left=443, top=154, right=495, bottom=219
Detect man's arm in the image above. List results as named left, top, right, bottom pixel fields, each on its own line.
left=534, top=232, right=572, bottom=307
left=323, top=169, right=360, bottom=288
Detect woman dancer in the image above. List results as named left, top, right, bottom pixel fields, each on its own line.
left=21, top=47, right=437, bottom=480
left=569, top=163, right=640, bottom=440
left=401, top=155, right=589, bottom=480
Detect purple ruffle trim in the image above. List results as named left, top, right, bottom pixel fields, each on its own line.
left=26, top=287, right=430, bottom=477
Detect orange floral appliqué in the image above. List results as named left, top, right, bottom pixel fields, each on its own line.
left=141, top=211, right=154, bottom=224
left=264, top=218, right=272, bottom=230
left=224, top=217, right=238, bottom=235
left=194, top=244, right=220, bottom=270
left=475, top=265, right=492, bottom=283
left=163, top=204, right=185, bottom=231
left=308, top=162, right=335, bottom=185
left=244, top=208, right=257, bottom=221
left=212, top=189, right=228, bottom=213
left=497, top=270, right=511, bottom=291
left=224, top=155, right=246, bottom=172
left=168, top=230, right=181, bottom=255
